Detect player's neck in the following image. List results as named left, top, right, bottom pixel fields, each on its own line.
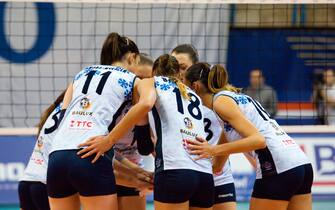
left=201, top=93, right=213, bottom=109
left=111, top=61, right=127, bottom=69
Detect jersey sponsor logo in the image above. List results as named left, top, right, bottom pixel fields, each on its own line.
left=71, top=110, right=93, bottom=116
left=282, top=139, right=297, bottom=146
left=37, top=136, right=43, bottom=149
left=80, top=97, right=91, bottom=109
left=269, top=121, right=286, bottom=136
left=180, top=129, right=198, bottom=138
left=218, top=193, right=234, bottom=198
left=184, top=117, right=193, bottom=129
left=31, top=157, right=44, bottom=165
left=262, top=161, right=274, bottom=171
left=69, top=120, right=93, bottom=130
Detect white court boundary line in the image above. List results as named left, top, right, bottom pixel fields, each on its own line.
left=1, top=0, right=335, bottom=4
left=0, top=126, right=334, bottom=136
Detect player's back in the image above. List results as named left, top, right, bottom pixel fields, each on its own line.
left=21, top=103, right=62, bottom=183
left=52, top=65, right=137, bottom=153
left=149, top=76, right=211, bottom=174
left=214, top=90, right=309, bottom=178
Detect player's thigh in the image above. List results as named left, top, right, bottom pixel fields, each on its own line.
left=250, top=197, right=289, bottom=210
left=154, top=200, right=189, bottom=210
left=287, top=194, right=312, bottom=210
left=48, top=193, right=80, bottom=210
left=213, top=202, right=236, bottom=210
left=80, top=194, right=118, bottom=210
left=117, top=196, right=146, bottom=210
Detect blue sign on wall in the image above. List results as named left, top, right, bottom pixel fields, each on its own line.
left=0, top=136, right=35, bottom=204
left=0, top=3, right=55, bottom=63
left=227, top=28, right=335, bottom=102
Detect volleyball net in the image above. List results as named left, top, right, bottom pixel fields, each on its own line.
left=0, top=1, right=334, bottom=127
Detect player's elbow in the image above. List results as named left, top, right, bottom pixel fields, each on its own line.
left=139, top=99, right=155, bottom=112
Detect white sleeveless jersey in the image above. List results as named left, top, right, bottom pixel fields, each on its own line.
left=51, top=65, right=137, bottom=153
left=21, top=104, right=62, bottom=183
left=149, top=76, right=212, bottom=174
left=113, top=103, right=144, bottom=167
left=214, top=91, right=310, bottom=179
left=203, top=106, right=234, bottom=186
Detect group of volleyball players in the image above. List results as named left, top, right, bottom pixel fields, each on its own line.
left=18, top=32, right=314, bottom=210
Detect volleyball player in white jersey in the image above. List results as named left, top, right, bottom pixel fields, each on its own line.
left=78, top=54, right=214, bottom=210
left=18, top=91, right=65, bottom=210
left=184, top=63, right=313, bottom=210
left=149, top=54, right=213, bottom=210
left=113, top=53, right=154, bottom=210
left=202, top=106, right=236, bottom=210
left=46, top=32, right=154, bottom=210
left=172, top=45, right=236, bottom=210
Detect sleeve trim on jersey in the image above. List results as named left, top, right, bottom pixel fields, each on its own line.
left=215, top=93, right=238, bottom=104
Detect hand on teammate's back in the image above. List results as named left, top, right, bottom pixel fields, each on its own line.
left=185, top=137, right=215, bottom=160
left=77, top=135, right=114, bottom=163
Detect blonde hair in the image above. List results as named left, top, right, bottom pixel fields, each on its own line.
left=153, top=54, right=189, bottom=99
left=169, top=76, right=189, bottom=99
left=208, top=64, right=241, bottom=94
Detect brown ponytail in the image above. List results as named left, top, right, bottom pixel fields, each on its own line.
left=100, top=32, right=139, bottom=65
left=186, top=63, right=241, bottom=94
left=37, top=90, right=66, bottom=136
left=208, top=64, right=241, bottom=93
left=153, top=54, right=189, bottom=99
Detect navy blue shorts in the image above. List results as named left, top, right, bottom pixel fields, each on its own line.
left=116, top=185, right=139, bottom=197
left=18, top=181, right=50, bottom=210
left=47, top=150, right=116, bottom=198
left=214, top=183, right=236, bottom=204
left=252, top=164, right=313, bottom=201
left=154, top=169, right=214, bottom=208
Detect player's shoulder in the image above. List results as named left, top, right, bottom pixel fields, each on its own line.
left=153, top=76, right=177, bottom=91
left=215, top=90, right=249, bottom=105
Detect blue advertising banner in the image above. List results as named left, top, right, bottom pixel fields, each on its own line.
left=0, top=136, right=35, bottom=204
left=0, top=133, right=334, bottom=204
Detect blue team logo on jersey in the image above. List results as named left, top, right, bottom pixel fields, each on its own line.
left=118, top=78, right=133, bottom=100
left=234, top=95, right=248, bottom=105
left=160, top=83, right=171, bottom=91
left=155, top=78, right=177, bottom=91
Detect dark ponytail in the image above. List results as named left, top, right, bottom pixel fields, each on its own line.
left=37, top=90, right=66, bottom=136
left=186, top=63, right=241, bottom=94
left=100, top=32, right=139, bottom=65
left=153, top=54, right=189, bottom=99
